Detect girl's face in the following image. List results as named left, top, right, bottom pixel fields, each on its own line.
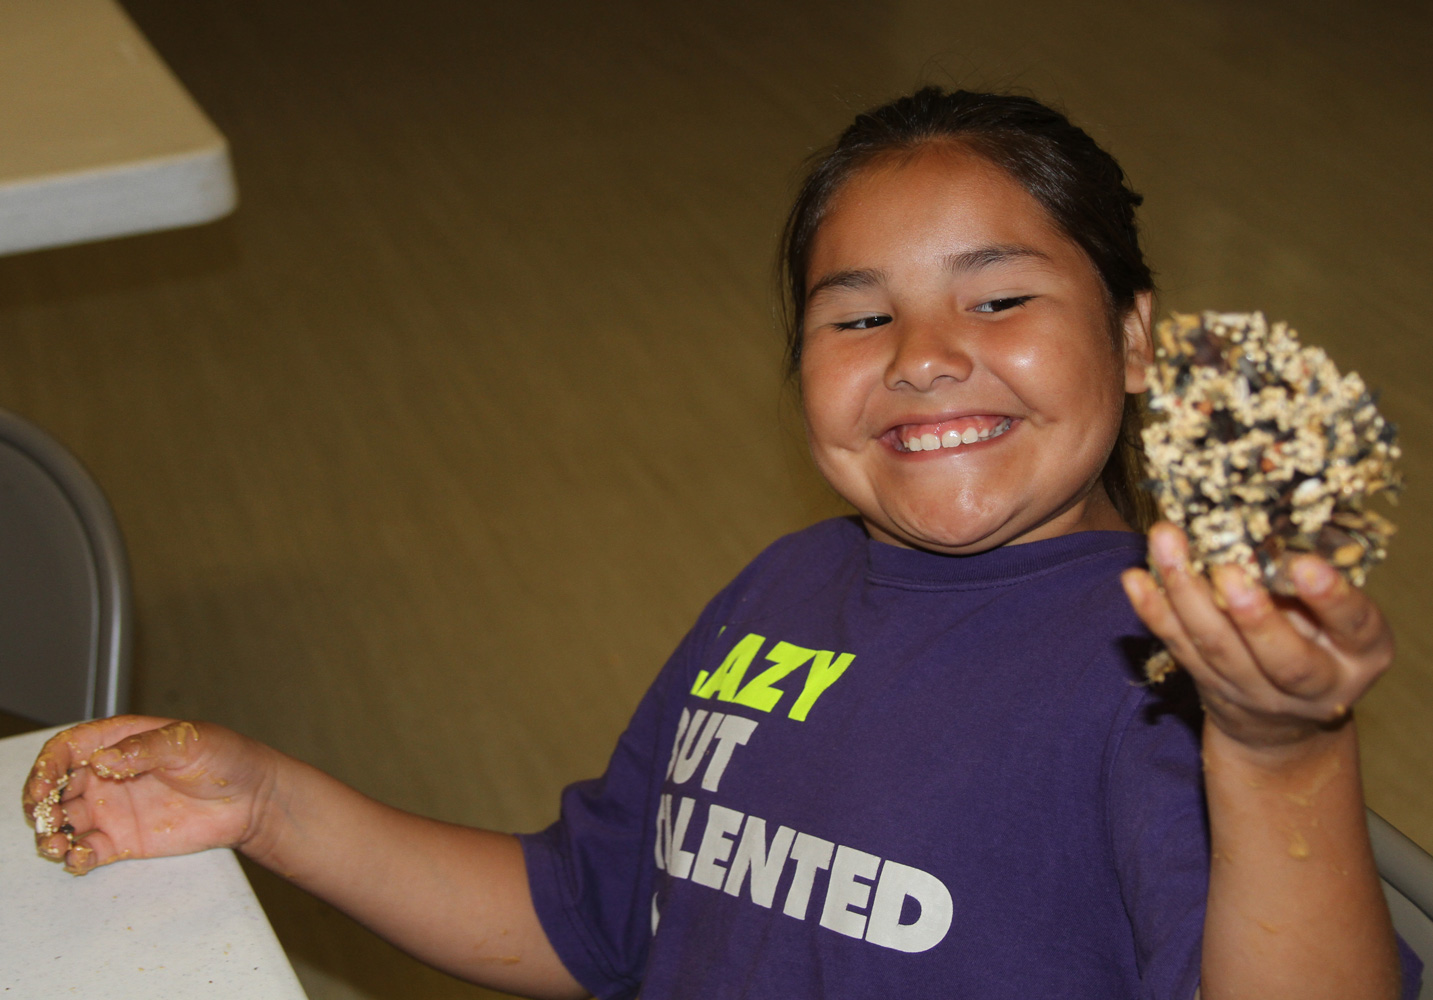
left=799, top=146, right=1152, bottom=555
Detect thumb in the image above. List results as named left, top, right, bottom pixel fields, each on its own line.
left=89, top=720, right=207, bottom=780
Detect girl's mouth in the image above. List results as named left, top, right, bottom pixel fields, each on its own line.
left=890, top=416, right=1014, bottom=453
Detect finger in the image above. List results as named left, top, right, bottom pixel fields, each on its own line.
left=1287, top=555, right=1395, bottom=665
left=28, top=765, right=100, bottom=850
left=65, top=829, right=125, bottom=876
left=23, top=732, right=85, bottom=815
left=24, top=716, right=175, bottom=813
left=89, top=720, right=206, bottom=781
left=1145, top=525, right=1257, bottom=684
left=1211, top=564, right=1339, bottom=700
left=31, top=791, right=71, bottom=856
left=59, top=765, right=92, bottom=802
left=29, top=775, right=81, bottom=860
left=1124, top=566, right=1250, bottom=709
left=53, top=789, right=96, bottom=839
left=1123, top=567, right=1217, bottom=673
left=37, top=830, right=72, bottom=861
left=1123, top=567, right=1195, bottom=658
left=25, top=757, right=75, bottom=832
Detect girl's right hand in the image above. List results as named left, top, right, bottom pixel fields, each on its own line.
left=22, top=716, right=277, bottom=875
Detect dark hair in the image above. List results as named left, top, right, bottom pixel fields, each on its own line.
left=778, top=87, right=1156, bottom=528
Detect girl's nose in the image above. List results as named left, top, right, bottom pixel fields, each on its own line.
left=883, top=319, right=974, bottom=392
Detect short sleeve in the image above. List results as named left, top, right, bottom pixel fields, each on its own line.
left=518, top=531, right=827, bottom=997
left=519, top=655, right=679, bottom=997
left=1105, top=677, right=1209, bottom=1000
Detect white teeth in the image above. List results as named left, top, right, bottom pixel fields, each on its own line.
left=903, top=418, right=1012, bottom=452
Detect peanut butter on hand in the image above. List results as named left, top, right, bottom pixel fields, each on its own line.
left=32, top=771, right=73, bottom=855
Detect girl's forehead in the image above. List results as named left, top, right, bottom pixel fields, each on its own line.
left=836, top=147, right=1048, bottom=225
left=808, top=148, right=1074, bottom=276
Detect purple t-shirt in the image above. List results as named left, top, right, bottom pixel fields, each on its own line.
left=521, top=519, right=1422, bottom=999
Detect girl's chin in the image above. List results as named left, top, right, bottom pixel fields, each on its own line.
left=864, top=500, right=1127, bottom=553
left=862, top=515, right=1015, bottom=554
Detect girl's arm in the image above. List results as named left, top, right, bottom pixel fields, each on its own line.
left=24, top=718, right=586, bottom=1000
left=1123, top=523, right=1404, bottom=1000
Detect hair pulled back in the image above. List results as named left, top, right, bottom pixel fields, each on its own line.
left=779, top=87, right=1157, bottom=528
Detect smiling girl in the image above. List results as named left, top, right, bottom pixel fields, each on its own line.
left=796, top=143, right=1143, bottom=552
left=25, top=88, right=1421, bottom=999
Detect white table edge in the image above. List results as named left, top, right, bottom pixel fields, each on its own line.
left=0, top=142, right=238, bottom=255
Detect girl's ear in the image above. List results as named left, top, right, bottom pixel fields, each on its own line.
left=1121, top=291, right=1155, bottom=394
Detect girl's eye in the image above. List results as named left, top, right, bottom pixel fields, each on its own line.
left=834, top=315, right=892, bottom=330
left=973, top=295, right=1035, bottom=314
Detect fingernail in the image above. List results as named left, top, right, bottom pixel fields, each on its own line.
left=67, top=841, right=95, bottom=876
left=1215, top=566, right=1259, bottom=609
left=1150, top=528, right=1184, bottom=573
left=1291, top=557, right=1336, bottom=596
left=1120, top=569, right=1144, bottom=600
left=38, top=836, right=65, bottom=859
left=89, top=748, right=123, bottom=778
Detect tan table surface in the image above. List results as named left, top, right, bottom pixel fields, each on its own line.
left=0, top=0, right=236, bottom=254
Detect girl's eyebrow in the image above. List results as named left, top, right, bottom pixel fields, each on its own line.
left=806, top=267, right=886, bottom=302
left=942, top=244, right=1052, bottom=272
left=807, top=245, right=1053, bottom=301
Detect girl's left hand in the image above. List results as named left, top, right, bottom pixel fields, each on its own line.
left=1121, top=522, right=1395, bottom=750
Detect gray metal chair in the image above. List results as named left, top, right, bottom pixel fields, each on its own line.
left=1372, top=808, right=1433, bottom=998
left=0, top=409, right=132, bottom=723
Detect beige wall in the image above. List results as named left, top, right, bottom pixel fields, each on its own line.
left=2, top=2, right=1429, bottom=997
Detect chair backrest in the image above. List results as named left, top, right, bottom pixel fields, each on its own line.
left=1371, top=808, right=1433, bottom=998
left=0, top=409, right=132, bottom=723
